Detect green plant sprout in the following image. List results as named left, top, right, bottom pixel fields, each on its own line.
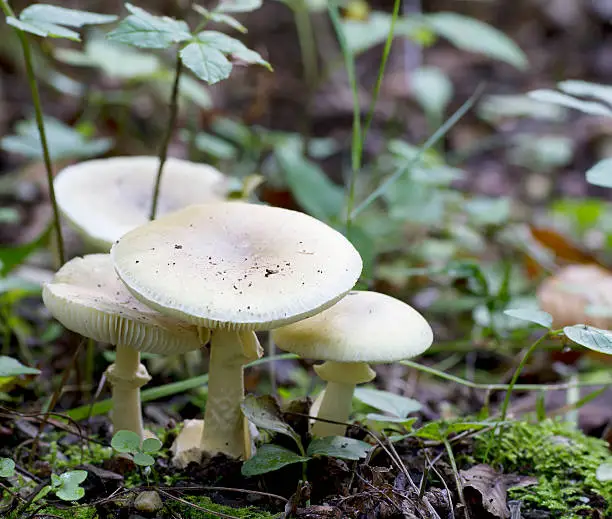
left=0, top=2, right=119, bottom=265
left=240, top=395, right=372, bottom=478
left=0, top=458, right=15, bottom=478
left=107, top=1, right=271, bottom=219
left=111, top=430, right=162, bottom=467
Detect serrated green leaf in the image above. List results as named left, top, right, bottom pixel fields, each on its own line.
left=142, top=437, right=162, bottom=453
left=307, top=436, right=372, bottom=460
left=107, top=3, right=191, bottom=49
left=241, top=444, right=308, bottom=476
left=196, top=31, right=270, bottom=68
left=133, top=452, right=155, bottom=466
left=210, top=12, right=247, bottom=33
left=528, top=90, right=612, bottom=117
left=274, top=142, right=344, bottom=221
left=241, top=395, right=302, bottom=447
left=6, top=17, right=48, bottom=37
left=111, top=430, right=141, bottom=453
left=353, top=388, right=422, bottom=419
left=503, top=308, right=553, bottom=329
left=180, top=42, right=232, bottom=84
left=427, top=13, right=527, bottom=69
left=564, top=325, right=612, bottom=355
left=0, top=356, right=40, bottom=377
left=20, top=5, right=116, bottom=27
left=0, top=458, right=15, bottom=478
left=216, top=0, right=263, bottom=14
left=7, top=17, right=80, bottom=40
left=586, top=158, right=612, bottom=188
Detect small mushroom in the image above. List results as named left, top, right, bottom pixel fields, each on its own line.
left=54, top=156, right=230, bottom=250
left=111, top=201, right=362, bottom=458
left=537, top=264, right=612, bottom=328
left=272, top=291, right=433, bottom=437
left=42, top=254, right=204, bottom=438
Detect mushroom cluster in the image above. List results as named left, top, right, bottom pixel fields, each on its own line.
left=43, top=178, right=436, bottom=461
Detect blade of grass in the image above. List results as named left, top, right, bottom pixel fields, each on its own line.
left=351, top=83, right=485, bottom=219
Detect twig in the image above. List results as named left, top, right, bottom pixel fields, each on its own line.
left=443, top=438, right=469, bottom=518
left=158, top=488, right=240, bottom=519
left=158, top=485, right=288, bottom=503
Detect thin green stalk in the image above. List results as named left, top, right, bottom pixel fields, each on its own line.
left=149, top=53, right=183, bottom=220
left=499, top=332, right=550, bottom=421
left=351, top=83, right=485, bottom=219
left=400, top=358, right=612, bottom=392
left=443, top=438, right=468, bottom=517
left=327, top=2, right=361, bottom=232
left=1, top=0, right=65, bottom=265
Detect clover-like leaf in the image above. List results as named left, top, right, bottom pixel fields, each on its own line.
left=107, top=3, right=192, bottom=49
left=503, top=308, right=553, bottom=329
left=133, top=452, right=156, bottom=466
left=241, top=444, right=309, bottom=476
left=111, top=430, right=141, bottom=453
left=307, top=437, right=372, bottom=461
left=0, top=458, right=15, bottom=478
left=54, top=470, right=88, bottom=501
left=142, top=437, right=162, bottom=453
left=7, top=4, right=116, bottom=41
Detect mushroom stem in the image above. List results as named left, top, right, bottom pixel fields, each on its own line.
left=104, top=344, right=151, bottom=438
left=312, top=361, right=376, bottom=437
left=201, top=329, right=262, bottom=458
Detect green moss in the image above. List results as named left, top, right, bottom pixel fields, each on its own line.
left=472, top=420, right=612, bottom=519
left=42, top=505, right=98, bottom=519
left=43, top=439, right=113, bottom=471
left=167, top=495, right=276, bottom=519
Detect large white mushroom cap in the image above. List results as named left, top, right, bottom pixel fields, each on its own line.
left=111, top=202, right=363, bottom=330
left=42, top=254, right=204, bottom=354
left=54, top=156, right=229, bottom=250
left=273, top=291, right=434, bottom=363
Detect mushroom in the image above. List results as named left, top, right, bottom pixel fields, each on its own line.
left=42, top=253, right=205, bottom=438
left=54, top=156, right=230, bottom=250
left=111, top=201, right=362, bottom=458
left=537, top=264, right=612, bottom=328
left=272, top=291, right=433, bottom=437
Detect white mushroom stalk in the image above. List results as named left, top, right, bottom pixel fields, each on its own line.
left=272, top=291, right=434, bottom=437
left=54, top=156, right=230, bottom=251
left=311, top=361, right=375, bottom=437
left=42, top=254, right=203, bottom=439
left=111, top=202, right=363, bottom=459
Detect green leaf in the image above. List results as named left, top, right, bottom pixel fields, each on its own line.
left=142, top=437, right=162, bottom=453
left=411, top=66, right=453, bottom=117
left=464, top=197, right=511, bottom=226
left=0, top=356, right=40, bottom=377
left=210, top=12, right=247, bottom=33
left=1, top=117, right=113, bottom=161
left=586, top=158, right=612, bottom=189
left=563, top=325, right=612, bottom=355
left=528, top=90, right=612, bottom=117
left=56, top=485, right=85, bottom=501
left=107, top=3, right=191, bottom=49
left=241, top=395, right=302, bottom=447
left=306, top=436, right=372, bottom=460
left=111, top=430, right=141, bottom=453
left=366, top=414, right=417, bottom=427
left=180, top=42, right=232, bottom=84
left=503, top=308, right=553, bottom=329
left=0, top=224, right=52, bottom=277
left=196, top=31, right=270, bottom=68
left=0, top=458, right=15, bottom=478
left=275, top=142, right=344, bottom=221
left=413, top=422, right=443, bottom=441
left=192, top=132, right=238, bottom=159
left=8, top=5, right=116, bottom=41
left=54, top=470, right=88, bottom=501
left=353, top=388, right=421, bottom=419
left=596, top=462, right=612, bottom=482
left=427, top=12, right=527, bottom=70
left=241, top=444, right=308, bottom=476
left=133, top=452, right=155, bottom=466
left=559, top=80, right=612, bottom=106
left=216, top=0, right=263, bottom=13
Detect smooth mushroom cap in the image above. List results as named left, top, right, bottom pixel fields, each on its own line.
left=42, top=254, right=205, bottom=354
left=55, top=156, right=230, bottom=250
left=111, top=202, right=363, bottom=330
left=537, top=264, right=612, bottom=329
left=272, top=291, right=434, bottom=363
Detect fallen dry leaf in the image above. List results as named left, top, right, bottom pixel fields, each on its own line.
left=460, top=464, right=537, bottom=519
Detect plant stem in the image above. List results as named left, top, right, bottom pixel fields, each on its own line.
left=499, top=332, right=549, bottom=420
left=149, top=52, right=183, bottom=220
left=443, top=438, right=469, bottom=517
left=1, top=0, right=65, bottom=265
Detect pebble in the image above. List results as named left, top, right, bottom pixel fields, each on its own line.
left=134, top=490, right=163, bottom=513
